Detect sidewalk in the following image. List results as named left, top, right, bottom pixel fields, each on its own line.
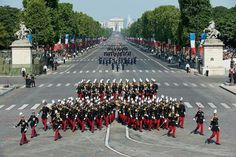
left=220, top=83, right=236, bottom=95
left=0, top=84, right=17, bottom=96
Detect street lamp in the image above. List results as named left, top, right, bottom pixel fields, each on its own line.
left=230, top=56, right=235, bottom=85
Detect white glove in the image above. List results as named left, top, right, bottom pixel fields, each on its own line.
left=208, top=127, right=211, bottom=130
left=193, top=118, right=196, bottom=121
left=142, top=117, right=144, bottom=119
left=85, top=114, right=87, bottom=118
left=37, top=113, right=40, bottom=117
left=47, top=115, right=49, bottom=118
left=24, top=128, right=27, bottom=132
left=203, top=119, right=205, bottom=122
left=136, top=117, right=138, bottom=120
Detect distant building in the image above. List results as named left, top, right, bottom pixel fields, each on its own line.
left=107, top=17, right=124, bottom=32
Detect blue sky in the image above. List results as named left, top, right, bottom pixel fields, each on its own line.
left=0, top=0, right=235, bottom=21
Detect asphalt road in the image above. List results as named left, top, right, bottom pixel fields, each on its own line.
left=0, top=33, right=236, bottom=157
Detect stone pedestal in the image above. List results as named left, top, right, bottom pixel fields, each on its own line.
left=201, top=39, right=225, bottom=76
left=10, top=40, right=32, bottom=68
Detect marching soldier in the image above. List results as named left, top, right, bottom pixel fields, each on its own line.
left=167, top=110, right=179, bottom=138
left=27, top=111, right=39, bottom=138
left=15, top=113, right=29, bottom=145
left=38, top=100, right=50, bottom=131
left=193, top=107, right=205, bottom=135
left=178, top=97, right=186, bottom=128
left=53, top=113, right=62, bottom=141
left=207, top=110, right=221, bottom=145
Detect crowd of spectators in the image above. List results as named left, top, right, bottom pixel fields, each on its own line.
left=223, top=48, right=236, bottom=60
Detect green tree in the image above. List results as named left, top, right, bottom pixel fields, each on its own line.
left=213, top=6, right=236, bottom=47
left=178, top=0, right=212, bottom=46
left=0, top=23, right=8, bottom=49
left=24, top=0, right=54, bottom=46
left=0, top=6, right=20, bottom=49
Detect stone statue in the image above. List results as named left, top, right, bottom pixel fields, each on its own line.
left=203, top=21, right=221, bottom=39
left=14, top=22, right=32, bottom=40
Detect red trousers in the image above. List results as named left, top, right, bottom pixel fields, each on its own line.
left=154, top=119, right=160, bottom=130
left=96, top=118, right=103, bottom=130
left=168, top=125, right=176, bottom=137
left=112, top=93, right=117, bottom=100
left=68, top=118, right=76, bottom=132
left=104, top=116, right=109, bottom=127
left=20, top=132, right=28, bottom=145
left=209, top=131, right=220, bottom=144
left=54, top=129, right=61, bottom=141
left=62, top=120, right=67, bottom=131
left=42, top=118, right=47, bottom=131
left=77, top=119, right=85, bottom=132
left=30, top=126, right=37, bottom=138
left=195, top=123, right=204, bottom=135
left=139, top=119, right=143, bottom=131
left=179, top=116, right=185, bottom=128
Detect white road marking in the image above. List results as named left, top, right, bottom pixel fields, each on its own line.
left=38, top=84, right=44, bottom=88
left=232, top=103, right=236, bottom=107
left=105, top=125, right=131, bottom=157
left=66, top=71, right=70, bottom=74
left=145, top=70, right=149, bottom=73
left=99, top=70, right=102, bottom=73
left=92, top=70, right=96, bottom=73
left=18, top=104, right=29, bottom=110
left=208, top=103, right=217, bottom=109
left=0, top=105, right=5, bottom=109
left=158, top=70, right=162, bottom=73
left=171, top=71, right=175, bottom=73
left=133, top=70, right=136, bottom=72
left=184, top=102, right=193, bottom=108
left=152, top=70, right=156, bottom=73
left=47, top=84, right=53, bottom=87
left=191, top=83, right=197, bottom=87
left=164, top=70, right=169, bottom=73
left=183, top=83, right=188, bottom=86
left=86, top=71, right=89, bottom=73
left=220, top=103, right=230, bottom=109
left=196, top=102, right=204, bottom=108
left=139, top=70, right=143, bottom=72
left=74, top=83, right=78, bottom=87
left=164, top=82, right=170, bottom=86
left=65, top=83, right=70, bottom=86
left=105, top=70, right=108, bottom=73
left=20, top=85, right=25, bottom=89
left=157, top=83, right=161, bottom=86
left=200, top=83, right=206, bottom=87
left=208, top=84, right=214, bottom=87
left=31, top=104, right=41, bottom=110
left=73, top=71, right=77, bottom=74
left=129, top=44, right=169, bottom=70
left=59, top=72, right=64, bottom=74
left=126, top=70, right=130, bottom=72
left=5, top=105, right=16, bottom=110
left=56, top=83, right=61, bottom=87
left=79, top=71, right=83, bottom=73
left=53, top=72, right=58, bottom=74
left=173, top=83, right=179, bottom=86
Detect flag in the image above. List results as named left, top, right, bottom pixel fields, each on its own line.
left=189, top=33, right=196, bottom=55
left=58, top=33, right=61, bottom=44
left=199, top=33, right=206, bottom=57
left=27, top=33, right=32, bottom=43
left=65, top=34, right=69, bottom=44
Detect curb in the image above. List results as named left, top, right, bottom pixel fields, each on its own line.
left=219, top=84, right=236, bottom=95
left=0, top=86, right=16, bottom=96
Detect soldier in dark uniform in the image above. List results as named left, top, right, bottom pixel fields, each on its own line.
left=27, top=111, right=39, bottom=138
left=15, top=113, right=29, bottom=145
left=30, top=74, right=36, bottom=87
left=87, top=108, right=95, bottom=133
left=178, top=97, right=186, bottom=128
left=207, top=110, right=221, bottom=145
left=154, top=105, right=161, bottom=130
left=53, top=113, right=62, bottom=141
left=168, top=111, right=179, bottom=138
left=60, top=104, right=68, bottom=131
left=38, top=100, right=50, bottom=131
left=77, top=107, right=85, bottom=132
left=193, top=107, right=205, bottom=135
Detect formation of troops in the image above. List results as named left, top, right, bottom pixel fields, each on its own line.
left=15, top=78, right=221, bottom=146
left=99, top=44, right=137, bottom=71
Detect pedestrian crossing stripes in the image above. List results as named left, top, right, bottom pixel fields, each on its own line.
left=184, top=102, right=193, bottom=108
left=20, top=81, right=218, bottom=89
left=220, top=103, right=230, bottom=109
left=208, top=103, right=217, bottom=108
left=18, top=104, right=28, bottom=110
left=51, top=69, right=187, bottom=75
left=196, top=102, right=204, bottom=108
left=31, top=104, right=40, bottom=110
left=5, top=105, right=16, bottom=110
left=1, top=102, right=236, bottom=111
